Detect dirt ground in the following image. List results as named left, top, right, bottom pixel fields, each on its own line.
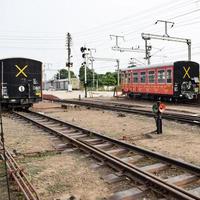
left=33, top=101, right=200, bottom=166
left=1, top=100, right=200, bottom=199
left=1, top=113, right=134, bottom=200
left=20, top=153, right=111, bottom=200
left=3, top=115, right=55, bottom=154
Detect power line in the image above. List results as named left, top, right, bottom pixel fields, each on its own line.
left=72, top=0, right=193, bottom=37
left=169, top=8, right=200, bottom=20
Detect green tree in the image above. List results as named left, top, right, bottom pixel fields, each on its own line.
left=56, top=69, right=76, bottom=79
left=79, top=65, right=118, bottom=88
left=79, top=65, right=94, bottom=87
left=98, top=72, right=117, bottom=86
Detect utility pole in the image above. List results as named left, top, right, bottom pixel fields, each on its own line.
left=43, top=63, right=46, bottom=90
left=110, top=34, right=124, bottom=48
left=143, top=37, right=152, bottom=65
left=187, top=40, right=192, bottom=61
left=155, top=20, right=174, bottom=37
left=43, top=63, right=52, bottom=90
left=88, top=48, right=96, bottom=90
left=142, top=20, right=191, bottom=61
left=116, top=59, right=120, bottom=86
left=66, top=33, right=72, bottom=91
left=141, top=33, right=191, bottom=61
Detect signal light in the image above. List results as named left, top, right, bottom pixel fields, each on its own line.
left=159, top=103, right=166, bottom=113
left=152, top=102, right=166, bottom=113
left=80, top=47, right=87, bottom=52
left=152, top=101, right=165, bottom=134
left=152, top=104, right=158, bottom=113
left=82, top=53, right=86, bottom=58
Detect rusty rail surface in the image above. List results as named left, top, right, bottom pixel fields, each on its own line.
left=0, top=142, right=40, bottom=200
left=12, top=110, right=200, bottom=200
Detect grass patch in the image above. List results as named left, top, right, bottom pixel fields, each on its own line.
left=46, top=182, right=71, bottom=195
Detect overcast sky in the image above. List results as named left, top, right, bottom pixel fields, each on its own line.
left=1, top=0, right=200, bottom=79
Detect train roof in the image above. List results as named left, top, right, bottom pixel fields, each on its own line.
left=121, top=62, right=174, bottom=71
left=0, top=57, right=42, bottom=64
left=120, top=60, right=198, bottom=71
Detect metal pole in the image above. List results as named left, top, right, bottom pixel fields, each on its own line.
left=43, top=64, right=46, bottom=90
left=187, top=40, right=191, bottom=61
left=142, top=33, right=191, bottom=62
left=96, top=76, right=98, bottom=91
left=165, top=22, right=168, bottom=36
left=116, top=60, right=120, bottom=86
left=91, top=59, right=95, bottom=90
left=145, top=39, right=150, bottom=65
left=110, top=35, right=124, bottom=48
left=147, top=48, right=151, bottom=65
left=89, top=48, right=96, bottom=90
left=155, top=20, right=174, bottom=37
left=84, top=54, right=87, bottom=98
left=145, top=40, right=147, bottom=63
left=66, top=33, right=72, bottom=89
left=67, top=33, right=71, bottom=84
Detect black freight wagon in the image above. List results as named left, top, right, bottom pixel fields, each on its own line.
left=0, top=57, right=42, bottom=109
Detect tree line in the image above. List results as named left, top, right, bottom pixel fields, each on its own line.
left=56, top=66, right=118, bottom=87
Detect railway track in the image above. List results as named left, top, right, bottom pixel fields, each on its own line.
left=13, top=110, right=200, bottom=200
left=0, top=142, right=40, bottom=200
left=46, top=99, right=200, bottom=126
left=116, top=97, right=200, bottom=108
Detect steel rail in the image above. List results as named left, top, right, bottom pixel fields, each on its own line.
left=0, top=142, right=40, bottom=200
left=13, top=111, right=200, bottom=200
left=51, top=99, right=200, bottom=125
left=6, top=150, right=40, bottom=200
left=27, top=110, right=200, bottom=174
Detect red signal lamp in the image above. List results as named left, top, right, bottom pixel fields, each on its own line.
left=159, top=103, right=166, bottom=113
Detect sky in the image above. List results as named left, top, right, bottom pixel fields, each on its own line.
left=1, top=0, right=200, bottom=80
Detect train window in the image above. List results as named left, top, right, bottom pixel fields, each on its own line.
left=133, top=72, right=138, bottom=83
left=128, top=72, right=131, bottom=83
left=166, top=69, right=172, bottom=83
left=125, top=73, right=128, bottom=83
left=121, top=73, right=125, bottom=83
left=148, top=71, right=155, bottom=83
left=158, top=70, right=165, bottom=83
left=140, top=72, right=146, bottom=83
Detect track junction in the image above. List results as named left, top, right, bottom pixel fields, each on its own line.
left=11, top=110, right=200, bottom=200
left=44, top=98, right=200, bottom=126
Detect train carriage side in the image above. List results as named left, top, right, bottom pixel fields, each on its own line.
left=121, top=61, right=199, bottom=100
left=121, top=64, right=175, bottom=99
left=173, top=61, right=199, bottom=99
left=0, top=58, right=42, bottom=108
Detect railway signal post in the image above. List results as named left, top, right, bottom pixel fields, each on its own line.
left=80, top=47, right=89, bottom=98
left=152, top=101, right=166, bottom=134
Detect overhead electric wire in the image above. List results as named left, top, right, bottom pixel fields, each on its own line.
left=174, top=20, right=200, bottom=28
left=72, top=0, right=194, bottom=37
left=1, top=0, right=200, bottom=72
left=169, top=8, right=200, bottom=20
left=0, top=0, right=198, bottom=50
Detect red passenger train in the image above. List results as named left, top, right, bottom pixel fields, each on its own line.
left=121, top=61, right=199, bottom=100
